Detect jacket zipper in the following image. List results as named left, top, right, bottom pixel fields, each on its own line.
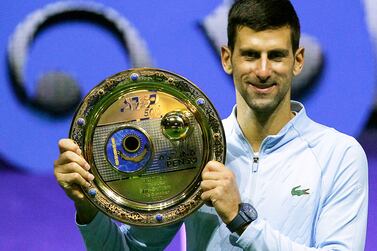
left=252, top=152, right=259, bottom=172
left=248, top=152, right=260, bottom=203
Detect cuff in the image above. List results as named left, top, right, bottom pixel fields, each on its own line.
left=229, top=218, right=264, bottom=249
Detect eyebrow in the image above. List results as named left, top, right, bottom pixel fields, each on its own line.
left=268, top=49, right=289, bottom=56
left=239, top=48, right=289, bottom=56
left=239, top=48, right=259, bottom=55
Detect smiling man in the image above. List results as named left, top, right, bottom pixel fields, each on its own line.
left=220, top=25, right=303, bottom=151
left=199, top=0, right=368, bottom=250
left=54, top=0, right=368, bottom=250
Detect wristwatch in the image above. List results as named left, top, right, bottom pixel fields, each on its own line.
left=227, top=203, right=258, bottom=233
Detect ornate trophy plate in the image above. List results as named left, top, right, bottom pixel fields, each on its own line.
left=69, top=68, right=225, bottom=226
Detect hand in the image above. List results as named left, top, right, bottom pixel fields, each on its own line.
left=200, top=161, right=241, bottom=224
left=54, top=138, right=98, bottom=223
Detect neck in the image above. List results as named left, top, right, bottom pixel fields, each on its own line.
left=236, top=96, right=293, bottom=152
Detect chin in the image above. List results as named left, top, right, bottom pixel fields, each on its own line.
left=248, top=99, right=279, bottom=114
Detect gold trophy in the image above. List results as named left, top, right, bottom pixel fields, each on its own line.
left=70, top=68, right=225, bottom=226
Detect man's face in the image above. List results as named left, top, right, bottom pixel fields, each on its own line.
left=221, top=26, right=304, bottom=114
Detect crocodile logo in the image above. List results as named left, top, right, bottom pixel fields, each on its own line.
left=291, top=185, right=310, bottom=196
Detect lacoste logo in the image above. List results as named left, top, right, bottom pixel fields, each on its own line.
left=291, top=185, right=310, bottom=196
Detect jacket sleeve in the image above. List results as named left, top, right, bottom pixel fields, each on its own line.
left=232, top=142, right=368, bottom=251
left=77, top=212, right=182, bottom=251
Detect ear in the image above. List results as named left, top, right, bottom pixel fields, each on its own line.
left=221, top=46, right=233, bottom=74
left=293, top=47, right=305, bottom=76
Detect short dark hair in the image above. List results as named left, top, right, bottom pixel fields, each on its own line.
left=227, top=0, right=301, bottom=52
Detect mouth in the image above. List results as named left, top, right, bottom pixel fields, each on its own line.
left=249, top=82, right=277, bottom=94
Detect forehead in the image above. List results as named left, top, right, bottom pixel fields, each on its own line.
left=234, top=26, right=292, bottom=51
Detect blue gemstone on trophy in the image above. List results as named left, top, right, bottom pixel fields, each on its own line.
left=130, top=73, right=139, bottom=81
left=196, top=98, right=205, bottom=105
left=155, top=214, right=163, bottom=222
left=88, top=188, right=97, bottom=197
left=77, top=117, right=85, bottom=126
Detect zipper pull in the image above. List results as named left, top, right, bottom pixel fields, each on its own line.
left=252, top=154, right=259, bottom=173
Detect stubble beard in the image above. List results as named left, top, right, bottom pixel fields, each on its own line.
left=239, top=83, right=291, bottom=117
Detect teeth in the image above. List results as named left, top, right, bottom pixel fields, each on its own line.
left=247, top=81, right=275, bottom=89
left=254, top=85, right=273, bottom=89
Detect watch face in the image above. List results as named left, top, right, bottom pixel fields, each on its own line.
left=241, top=203, right=258, bottom=221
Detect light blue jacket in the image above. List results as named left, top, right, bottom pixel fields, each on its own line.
left=78, top=101, right=368, bottom=250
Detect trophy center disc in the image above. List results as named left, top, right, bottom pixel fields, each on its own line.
left=105, top=126, right=153, bottom=174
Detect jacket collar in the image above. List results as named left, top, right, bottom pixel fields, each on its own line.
left=227, top=101, right=309, bottom=154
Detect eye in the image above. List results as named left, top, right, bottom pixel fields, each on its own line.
left=242, top=51, right=260, bottom=60
left=268, top=51, right=288, bottom=61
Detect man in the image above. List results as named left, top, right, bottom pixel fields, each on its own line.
left=54, top=0, right=368, bottom=250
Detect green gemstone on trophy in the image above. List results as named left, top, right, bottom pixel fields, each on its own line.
left=161, top=110, right=193, bottom=141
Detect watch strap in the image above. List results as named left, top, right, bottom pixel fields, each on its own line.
left=226, top=203, right=257, bottom=233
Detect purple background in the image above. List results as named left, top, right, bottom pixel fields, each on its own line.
left=0, top=0, right=376, bottom=250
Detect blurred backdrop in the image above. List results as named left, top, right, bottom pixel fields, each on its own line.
left=0, top=0, right=376, bottom=250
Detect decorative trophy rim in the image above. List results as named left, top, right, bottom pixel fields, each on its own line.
left=69, top=68, right=226, bottom=226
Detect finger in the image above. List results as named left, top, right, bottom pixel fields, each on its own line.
left=64, top=184, right=88, bottom=202
left=202, top=170, right=225, bottom=181
left=55, top=151, right=90, bottom=170
left=56, top=172, right=92, bottom=189
left=201, top=161, right=225, bottom=177
left=58, top=138, right=80, bottom=154
left=56, top=162, right=94, bottom=182
left=206, top=160, right=225, bottom=171
left=200, top=190, right=212, bottom=203
left=71, top=188, right=86, bottom=200
left=200, top=180, right=219, bottom=191
left=200, top=189, right=219, bottom=204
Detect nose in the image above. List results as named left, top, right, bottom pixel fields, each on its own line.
left=255, top=56, right=271, bottom=81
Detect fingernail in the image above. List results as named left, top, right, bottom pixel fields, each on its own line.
left=88, top=173, right=95, bottom=181
left=85, top=163, right=90, bottom=170
left=76, top=148, right=82, bottom=155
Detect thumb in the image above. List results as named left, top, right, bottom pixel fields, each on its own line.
left=206, top=160, right=224, bottom=172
